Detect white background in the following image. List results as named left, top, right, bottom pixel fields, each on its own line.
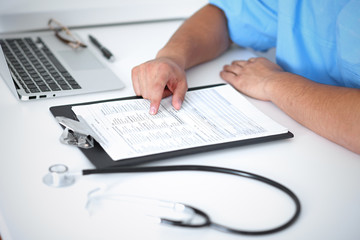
left=0, top=0, right=207, bottom=33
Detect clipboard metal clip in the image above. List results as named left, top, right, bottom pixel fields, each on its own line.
left=56, top=116, right=95, bottom=149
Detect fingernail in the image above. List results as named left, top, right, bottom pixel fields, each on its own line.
left=175, top=99, right=183, bottom=110
left=149, top=105, right=157, bottom=115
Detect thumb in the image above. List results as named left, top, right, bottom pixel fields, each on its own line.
left=171, top=81, right=188, bottom=110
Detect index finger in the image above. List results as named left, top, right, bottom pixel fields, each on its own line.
left=147, top=73, right=170, bottom=115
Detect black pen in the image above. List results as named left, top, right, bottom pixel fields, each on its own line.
left=88, top=34, right=115, bottom=62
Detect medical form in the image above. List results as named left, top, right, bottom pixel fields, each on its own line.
left=72, top=84, right=288, bottom=161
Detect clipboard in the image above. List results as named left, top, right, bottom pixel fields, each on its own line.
left=50, top=84, right=294, bottom=168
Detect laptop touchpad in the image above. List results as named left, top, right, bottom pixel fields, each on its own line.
left=58, top=50, right=105, bottom=71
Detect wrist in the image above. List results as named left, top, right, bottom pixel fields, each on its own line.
left=156, top=48, right=187, bottom=70
left=264, top=71, right=312, bottom=104
left=263, top=71, right=289, bottom=101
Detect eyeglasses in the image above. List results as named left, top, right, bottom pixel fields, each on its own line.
left=48, top=18, right=87, bottom=49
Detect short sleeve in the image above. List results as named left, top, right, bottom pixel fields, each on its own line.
left=209, top=0, right=278, bottom=51
left=336, top=0, right=360, bottom=88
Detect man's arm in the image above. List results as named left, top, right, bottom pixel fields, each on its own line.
left=156, top=4, right=230, bottom=70
left=221, top=57, right=360, bottom=154
left=131, top=4, right=231, bottom=114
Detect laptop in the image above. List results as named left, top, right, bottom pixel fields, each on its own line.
left=0, top=31, right=124, bottom=100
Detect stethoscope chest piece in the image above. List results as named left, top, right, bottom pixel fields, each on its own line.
left=43, top=164, right=75, bottom=187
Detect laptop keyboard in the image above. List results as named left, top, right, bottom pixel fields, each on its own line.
left=0, top=37, right=81, bottom=94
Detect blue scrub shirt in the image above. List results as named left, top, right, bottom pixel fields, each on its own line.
left=209, top=0, right=360, bottom=88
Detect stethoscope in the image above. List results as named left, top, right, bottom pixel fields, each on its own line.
left=43, top=163, right=301, bottom=236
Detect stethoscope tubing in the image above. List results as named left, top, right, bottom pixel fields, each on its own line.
left=83, top=165, right=301, bottom=235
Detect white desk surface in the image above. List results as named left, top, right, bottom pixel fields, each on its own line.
left=0, top=20, right=359, bottom=240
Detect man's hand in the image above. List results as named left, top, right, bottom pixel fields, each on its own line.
left=130, top=4, right=230, bottom=115
left=131, top=57, right=188, bottom=115
left=221, top=57, right=360, bottom=154
left=220, top=57, right=284, bottom=101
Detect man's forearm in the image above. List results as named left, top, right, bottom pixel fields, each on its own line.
left=266, top=72, right=360, bottom=154
left=156, top=4, right=231, bottom=70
